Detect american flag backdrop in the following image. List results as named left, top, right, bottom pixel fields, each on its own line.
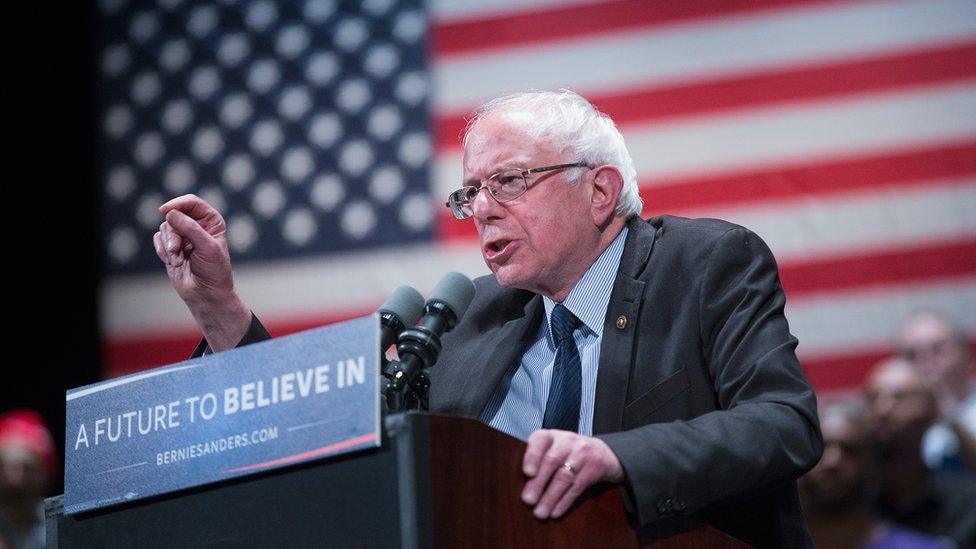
left=99, top=0, right=976, bottom=395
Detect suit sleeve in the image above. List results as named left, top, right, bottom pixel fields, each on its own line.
left=189, top=312, right=272, bottom=358
left=596, top=227, right=823, bottom=525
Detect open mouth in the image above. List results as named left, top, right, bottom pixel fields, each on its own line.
left=484, top=239, right=515, bottom=262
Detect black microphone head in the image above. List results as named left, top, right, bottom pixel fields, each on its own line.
left=428, top=271, right=476, bottom=322
left=379, top=285, right=425, bottom=326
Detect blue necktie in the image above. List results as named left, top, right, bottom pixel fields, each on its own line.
left=542, top=304, right=582, bottom=432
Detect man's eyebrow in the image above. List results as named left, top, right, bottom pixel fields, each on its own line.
left=462, top=165, right=507, bottom=186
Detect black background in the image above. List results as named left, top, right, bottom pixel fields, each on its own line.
left=9, top=1, right=102, bottom=495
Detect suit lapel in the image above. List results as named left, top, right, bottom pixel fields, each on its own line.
left=592, top=217, right=657, bottom=435
left=453, top=293, right=545, bottom=419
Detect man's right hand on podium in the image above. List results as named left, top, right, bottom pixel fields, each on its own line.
left=153, top=194, right=252, bottom=352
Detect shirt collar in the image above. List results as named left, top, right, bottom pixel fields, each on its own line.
left=543, top=226, right=628, bottom=339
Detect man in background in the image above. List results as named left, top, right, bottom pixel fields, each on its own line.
left=898, top=310, right=976, bottom=472
left=801, top=401, right=950, bottom=548
left=864, top=358, right=976, bottom=547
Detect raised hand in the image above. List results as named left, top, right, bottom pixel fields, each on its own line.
left=153, top=194, right=251, bottom=351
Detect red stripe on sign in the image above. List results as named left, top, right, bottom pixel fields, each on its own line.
left=432, top=0, right=871, bottom=58
left=224, top=433, right=377, bottom=474
left=434, top=42, right=976, bottom=150
left=801, top=339, right=976, bottom=391
left=436, top=140, right=976, bottom=242
left=781, top=238, right=976, bottom=299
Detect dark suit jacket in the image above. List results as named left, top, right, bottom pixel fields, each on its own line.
left=199, top=215, right=822, bottom=547
left=430, top=215, right=822, bottom=547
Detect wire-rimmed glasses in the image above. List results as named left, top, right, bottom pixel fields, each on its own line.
left=444, top=162, right=590, bottom=220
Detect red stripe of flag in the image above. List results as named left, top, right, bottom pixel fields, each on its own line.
left=102, top=338, right=207, bottom=377
left=649, top=139, right=976, bottom=213
left=802, top=339, right=976, bottom=391
left=435, top=42, right=976, bottom=150
left=780, top=238, right=976, bottom=299
left=432, top=0, right=874, bottom=58
left=106, top=311, right=976, bottom=393
left=437, top=140, right=976, bottom=241
left=802, top=347, right=895, bottom=392
left=103, top=240, right=976, bottom=379
left=103, top=308, right=374, bottom=378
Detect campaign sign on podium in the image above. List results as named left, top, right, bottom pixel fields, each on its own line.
left=63, top=315, right=380, bottom=515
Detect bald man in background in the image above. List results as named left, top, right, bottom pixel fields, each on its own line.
left=898, top=311, right=976, bottom=472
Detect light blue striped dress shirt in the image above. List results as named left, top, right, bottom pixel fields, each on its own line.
left=481, top=226, right=629, bottom=440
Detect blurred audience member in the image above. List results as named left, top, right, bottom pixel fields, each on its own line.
left=865, top=358, right=976, bottom=548
left=800, top=401, right=951, bottom=548
left=899, top=310, right=976, bottom=472
left=0, top=409, right=57, bottom=549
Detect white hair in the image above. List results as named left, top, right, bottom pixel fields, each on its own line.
left=462, top=89, right=643, bottom=218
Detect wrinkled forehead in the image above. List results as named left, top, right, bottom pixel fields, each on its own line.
left=463, top=110, right=555, bottom=176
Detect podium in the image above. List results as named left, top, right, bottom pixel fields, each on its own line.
left=45, top=413, right=749, bottom=548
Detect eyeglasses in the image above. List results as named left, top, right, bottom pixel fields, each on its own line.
left=444, top=162, right=590, bottom=220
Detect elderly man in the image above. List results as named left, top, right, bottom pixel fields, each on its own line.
left=155, top=90, right=822, bottom=546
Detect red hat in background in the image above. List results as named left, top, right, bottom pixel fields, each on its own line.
left=0, top=408, right=58, bottom=478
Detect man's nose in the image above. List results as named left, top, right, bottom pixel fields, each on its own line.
left=470, top=186, right=503, bottom=222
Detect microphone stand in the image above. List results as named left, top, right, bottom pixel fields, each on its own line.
left=382, top=300, right=457, bottom=412
left=381, top=362, right=430, bottom=412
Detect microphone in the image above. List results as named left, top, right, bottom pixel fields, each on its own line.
left=386, top=272, right=476, bottom=410
left=378, top=285, right=425, bottom=350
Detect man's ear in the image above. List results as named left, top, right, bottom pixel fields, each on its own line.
left=590, top=165, right=624, bottom=227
